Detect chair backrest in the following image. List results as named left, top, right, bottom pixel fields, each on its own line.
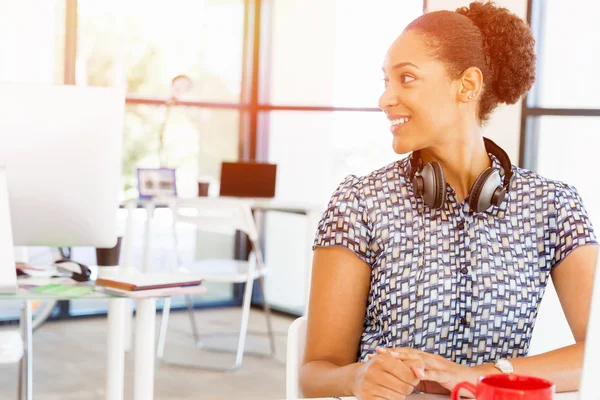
left=286, top=316, right=307, bottom=399
left=170, top=197, right=259, bottom=241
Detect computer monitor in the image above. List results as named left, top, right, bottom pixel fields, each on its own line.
left=0, top=84, right=124, bottom=249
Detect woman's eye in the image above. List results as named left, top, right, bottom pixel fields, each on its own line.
left=382, top=78, right=389, bottom=87
left=401, top=74, right=415, bottom=83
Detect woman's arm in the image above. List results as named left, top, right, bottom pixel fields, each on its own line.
left=386, top=245, right=599, bottom=393
left=472, top=244, right=599, bottom=391
left=299, top=247, right=371, bottom=397
left=300, top=247, right=422, bottom=398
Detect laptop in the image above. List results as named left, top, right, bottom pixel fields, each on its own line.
left=219, top=162, right=277, bottom=198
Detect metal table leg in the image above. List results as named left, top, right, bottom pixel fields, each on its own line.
left=106, top=298, right=126, bottom=400
left=19, top=300, right=32, bottom=400
left=134, top=297, right=157, bottom=400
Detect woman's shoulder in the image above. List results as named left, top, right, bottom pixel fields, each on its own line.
left=337, top=158, right=409, bottom=192
left=512, top=166, right=583, bottom=201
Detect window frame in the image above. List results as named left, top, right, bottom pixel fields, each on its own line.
left=520, top=0, right=600, bottom=171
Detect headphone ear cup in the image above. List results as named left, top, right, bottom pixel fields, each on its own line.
left=431, top=162, right=446, bottom=209
left=413, top=175, right=424, bottom=195
left=469, top=168, right=503, bottom=212
left=419, top=162, right=446, bottom=209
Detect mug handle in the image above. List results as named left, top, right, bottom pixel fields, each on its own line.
left=451, top=382, right=477, bottom=400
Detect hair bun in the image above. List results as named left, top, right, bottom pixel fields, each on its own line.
left=456, top=1, right=536, bottom=104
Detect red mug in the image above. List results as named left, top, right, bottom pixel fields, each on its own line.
left=451, top=374, right=555, bottom=399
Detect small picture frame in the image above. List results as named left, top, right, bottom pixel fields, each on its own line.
left=137, top=168, right=177, bottom=200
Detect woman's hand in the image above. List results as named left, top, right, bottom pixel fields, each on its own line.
left=369, top=347, right=479, bottom=397
left=352, top=350, right=425, bottom=399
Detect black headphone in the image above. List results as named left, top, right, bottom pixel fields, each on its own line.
left=407, top=137, right=515, bottom=212
left=54, top=259, right=92, bottom=282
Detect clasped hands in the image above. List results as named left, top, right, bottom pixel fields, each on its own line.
left=352, top=346, right=477, bottom=399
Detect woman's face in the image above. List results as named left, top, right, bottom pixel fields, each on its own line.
left=379, top=30, right=465, bottom=154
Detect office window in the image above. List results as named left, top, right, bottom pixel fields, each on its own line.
left=76, top=0, right=121, bottom=87
left=266, top=110, right=399, bottom=204
left=533, top=2, right=600, bottom=108
left=522, top=0, right=600, bottom=356
left=535, top=117, right=600, bottom=223
left=77, top=0, right=244, bottom=102
left=0, top=0, right=65, bottom=84
left=265, top=0, right=422, bottom=202
left=77, top=0, right=244, bottom=200
left=268, top=0, right=422, bottom=107
left=522, top=0, right=600, bottom=219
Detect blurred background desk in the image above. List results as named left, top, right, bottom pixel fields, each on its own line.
left=130, top=197, right=324, bottom=316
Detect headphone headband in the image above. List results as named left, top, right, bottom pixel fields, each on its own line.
left=482, top=137, right=514, bottom=190
left=408, top=137, right=513, bottom=190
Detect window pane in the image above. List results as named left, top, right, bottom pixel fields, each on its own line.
left=123, top=105, right=239, bottom=200
left=78, top=0, right=244, bottom=102
left=76, top=0, right=121, bottom=87
left=533, top=2, right=600, bottom=108
left=536, top=116, right=600, bottom=226
left=0, top=0, right=65, bottom=84
left=529, top=116, right=600, bottom=355
left=266, top=110, right=400, bottom=204
left=268, top=0, right=422, bottom=107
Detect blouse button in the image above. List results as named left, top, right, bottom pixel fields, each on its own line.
left=460, top=267, right=468, bottom=275
left=460, top=317, right=468, bottom=325
left=457, top=221, right=465, bottom=230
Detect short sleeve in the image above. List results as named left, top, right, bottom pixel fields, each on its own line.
left=313, top=175, right=374, bottom=266
left=551, top=183, right=598, bottom=270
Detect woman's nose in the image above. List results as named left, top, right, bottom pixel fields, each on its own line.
left=378, top=88, right=399, bottom=112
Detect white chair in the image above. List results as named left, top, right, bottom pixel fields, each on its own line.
left=0, top=331, right=23, bottom=364
left=156, top=197, right=276, bottom=371
left=1, top=329, right=24, bottom=399
left=286, top=316, right=307, bottom=399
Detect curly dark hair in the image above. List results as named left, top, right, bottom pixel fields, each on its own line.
left=405, top=1, right=536, bottom=123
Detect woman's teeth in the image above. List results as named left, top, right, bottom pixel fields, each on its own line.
left=391, top=117, right=410, bottom=126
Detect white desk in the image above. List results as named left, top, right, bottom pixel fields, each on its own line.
left=4, top=276, right=203, bottom=400
left=300, top=392, right=580, bottom=400
left=0, top=281, right=120, bottom=400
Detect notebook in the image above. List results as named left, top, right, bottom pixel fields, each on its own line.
left=95, top=272, right=202, bottom=292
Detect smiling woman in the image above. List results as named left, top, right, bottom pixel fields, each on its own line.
left=300, top=2, right=598, bottom=400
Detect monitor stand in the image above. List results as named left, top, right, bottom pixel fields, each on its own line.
left=0, top=167, right=17, bottom=293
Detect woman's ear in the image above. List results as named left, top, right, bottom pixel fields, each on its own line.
left=457, top=66, right=483, bottom=102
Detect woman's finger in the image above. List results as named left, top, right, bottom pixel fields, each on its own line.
left=377, top=353, right=421, bottom=387
left=376, top=346, right=418, bottom=359
left=373, top=370, right=416, bottom=397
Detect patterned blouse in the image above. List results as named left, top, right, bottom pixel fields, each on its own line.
left=313, top=154, right=597, bottom=366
